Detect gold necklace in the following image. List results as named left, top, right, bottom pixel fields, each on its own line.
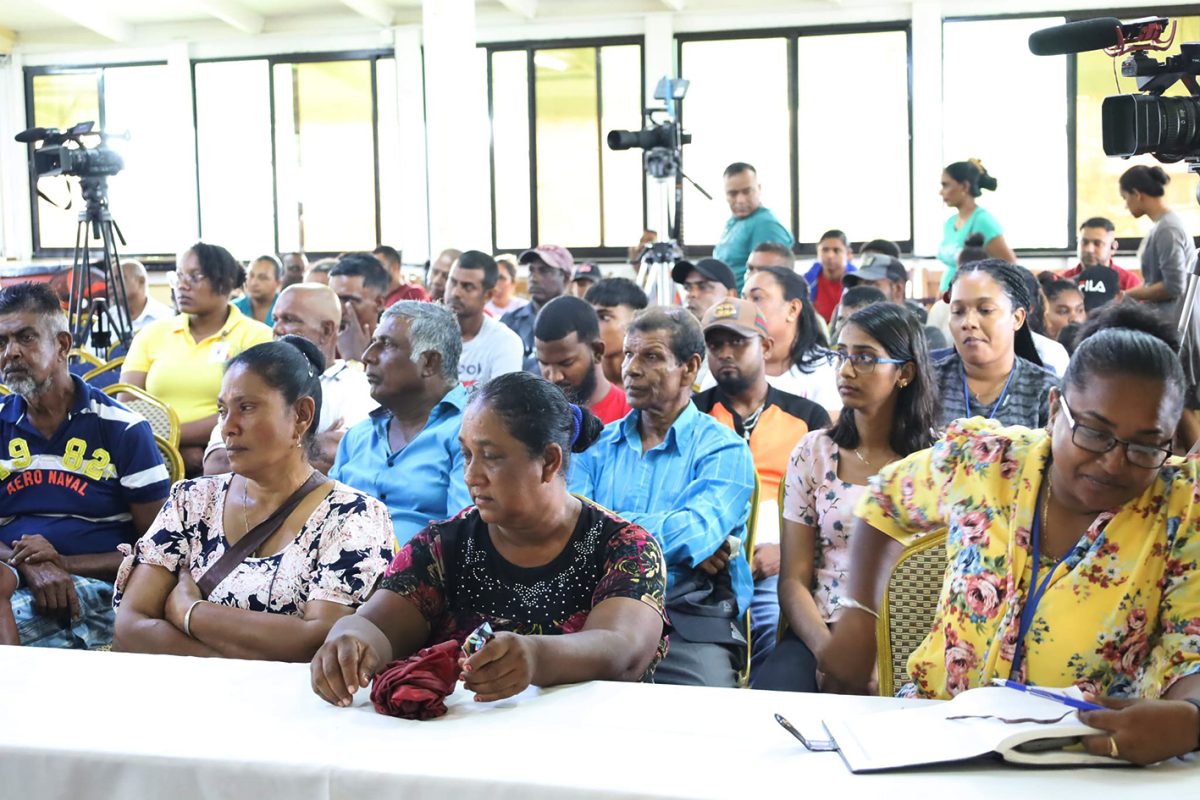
left=853, top=446, right=897, bottom=471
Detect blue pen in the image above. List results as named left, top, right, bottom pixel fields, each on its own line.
left=990, top=679, right=1105, bottom=712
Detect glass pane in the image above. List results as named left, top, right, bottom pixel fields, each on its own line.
left=29, top=71, right=100, bottom=250
left=797, top=31, right=910, bottom=243
left=680, top=38, right=791, bottom=248
left=1076, top=16, right=1200, bottom=241
left=274, top=60, right=376, bottom=253
left=103, top=64, right=187, bottom=255
left=195, top=60, right=275, bottom=259
left=535, top=48, right=601, bottom=247
left=492, top=50, right=532, bottom=251
left=599, top=44, right=644, bottom=248
left=943, top=18, right=1068, bottom=249
left=376, top=57, right=403, bottom=252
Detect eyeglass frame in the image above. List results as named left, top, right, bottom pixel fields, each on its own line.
left=167, top=268, right=211, bottom=290
left=821, top=347, right=908, bottom=374
left=1056, top=395, right=1172, bottom=469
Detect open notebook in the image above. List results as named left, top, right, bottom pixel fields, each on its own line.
left=822, top=686, right=1122, bottom=773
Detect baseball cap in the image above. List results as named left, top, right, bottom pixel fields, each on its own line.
left=572, top=262, right=603, bottom=283
left=1075, top=265, right=1120, bottom=312
left=843, top=253, right=907, bottom=287
left=701, top=297, right=769, bottom=339
left=519, top=244, right=574, bottom=273
left=671, top=258, right=737, bottom=291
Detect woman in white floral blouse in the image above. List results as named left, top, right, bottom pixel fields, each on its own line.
left=113, top=337, right=393, bottom=661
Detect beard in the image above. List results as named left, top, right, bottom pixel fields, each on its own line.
left=4, top=371, right=50, bottom=399
left=560, top=365, right=598, bottom=405
left=715, top=370, right=752, bottom=397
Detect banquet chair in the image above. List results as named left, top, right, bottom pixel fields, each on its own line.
left=68, top=348, right=104, bottom=377
left=104, top=383, right=180, bottom=449
left=154, top=434, right=185, bottom=484
left=736, top=472, right=761, bottom=688
left=875, top=529, right=948, bottom=697
left=82, top=356, right=125, bottom=389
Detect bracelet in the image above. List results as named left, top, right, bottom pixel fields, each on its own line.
left=183, top=599, right=205, bottom=638
left=838, top=596, right=880, bottom=619
left=1182, top=698, right=1200, bottom=752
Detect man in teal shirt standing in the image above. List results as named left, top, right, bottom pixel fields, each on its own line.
left=713, top=162, right=793, bottom=291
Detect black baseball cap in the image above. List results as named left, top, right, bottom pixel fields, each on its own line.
left=1075, top=265, right=1120, bottom=312
left=843, top=253, right=907, bottom=287
left=671, top=258, right=737, bottom=291
left=572, top=262, right=603, bottom=284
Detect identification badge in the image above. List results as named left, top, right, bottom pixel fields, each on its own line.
left=208, top=341, right=231, bottom=364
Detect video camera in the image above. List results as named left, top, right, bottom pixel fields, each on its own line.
left=607, top=78, right=691, bottom=179
left=1030, top=16, right=1200, bottom=162
left=15, top=121, right=124, bottom=179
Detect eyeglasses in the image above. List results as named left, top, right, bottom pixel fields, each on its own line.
left=1057, top=396, right=1172, bottom=469
left=168, top=270, right=209, bottom=290
left=822, top=348, right=907, bottom=374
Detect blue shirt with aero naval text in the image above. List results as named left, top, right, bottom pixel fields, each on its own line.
left=0, top=375, right=171, bottom=556
left=329, top=383, right=472, bottom=545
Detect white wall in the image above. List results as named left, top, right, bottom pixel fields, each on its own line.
left=0, top=0, right=1177, bottom=264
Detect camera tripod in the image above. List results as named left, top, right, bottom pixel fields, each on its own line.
left=69, top=175, right=133, bottom=353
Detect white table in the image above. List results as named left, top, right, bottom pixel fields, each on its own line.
left=0, top=647, right=1197, bottom=799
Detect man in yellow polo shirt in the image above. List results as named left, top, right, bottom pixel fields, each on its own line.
left=121, top=243, right=273, bottom=473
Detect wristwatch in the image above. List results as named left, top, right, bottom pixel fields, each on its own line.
left=1182, top=698, right=1200, bottom=752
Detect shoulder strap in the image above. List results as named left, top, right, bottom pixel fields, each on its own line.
left=197, top=472, right=328, bottom=599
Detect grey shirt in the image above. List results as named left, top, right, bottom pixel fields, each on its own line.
left=1139, top=210, right=1196, bottom=325
left=933, top=351, right=1059, bottom=430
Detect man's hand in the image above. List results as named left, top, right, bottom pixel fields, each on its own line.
left=698, top=540, right=733, bottom=576
left=17, top=561, right=79, bottom=620
left=337, top=302, right=371, bottom=362
left=461, top=632, right=537, bottom=702
left=752, top=543, right=780, bottom=580
left=9, top=534, right=65, bottom=570
left=313, top=421, right=347, bottom=475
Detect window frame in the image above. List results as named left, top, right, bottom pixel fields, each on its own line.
left=484, top=36, right=646, bottom=259
left=676, top=22, right=914, bottom=256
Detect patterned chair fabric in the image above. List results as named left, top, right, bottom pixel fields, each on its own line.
left=876, top=530, right=948, bottom=697
left=102, top=384, right=180, bottom=449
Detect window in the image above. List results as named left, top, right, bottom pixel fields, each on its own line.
left=943, top=17, right=1069, bottom=250
left=796, top=30, right=911, bottom=244
left=680, top=37, right=791, bottom=249
left=194, top=60, right=275, bottom=259
left=26, top=65, right=186, bottom=255
left=1075, top=15, right=1200, bottom=242
left=488, top=41, right=643, bottom=254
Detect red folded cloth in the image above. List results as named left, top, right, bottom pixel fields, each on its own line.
left=370, top=640, right=463, bottom=720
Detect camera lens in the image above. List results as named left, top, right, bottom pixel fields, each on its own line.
left=1102, top=93, right=1200, bottom=162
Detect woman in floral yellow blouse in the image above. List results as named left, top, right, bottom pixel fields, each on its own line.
left=821, top=304, right=1200, bottom=766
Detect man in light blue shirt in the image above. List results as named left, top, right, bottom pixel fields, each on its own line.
left=569, top=307, right=755, bottom=687
left=330, top=301, right=471, bottom=545
left=713, top=162, right=794, bottom=292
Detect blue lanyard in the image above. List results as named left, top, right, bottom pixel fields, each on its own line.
left=960, top=361, right=1015, bottom=421
left=1010, top=489, right=1070, bottom=678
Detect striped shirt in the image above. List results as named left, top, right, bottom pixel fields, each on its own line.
left=0, top=375, right=170, bottom=555
left=932, top=351, right=1058, bottom=431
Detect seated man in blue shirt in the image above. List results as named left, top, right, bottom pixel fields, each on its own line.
left=330, top=301, right=471, bottom=545
left=0, top=283, right=170, bottom=648
left=569, top=307, right=755, bottom=687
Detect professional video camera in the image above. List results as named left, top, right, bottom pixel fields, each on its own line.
left=15, top=120, right=133, bottom=350
left=607, top=92, right=692, bottom=181
left=1030, top=16, right=1200, bottom=162
left=16, top=121, right=124, bottom=178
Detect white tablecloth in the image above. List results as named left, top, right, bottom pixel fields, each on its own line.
left=0, top=647, right=1197, bottom=799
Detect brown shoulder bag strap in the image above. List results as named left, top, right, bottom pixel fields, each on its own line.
left=197, top=472, right=328, bottom=599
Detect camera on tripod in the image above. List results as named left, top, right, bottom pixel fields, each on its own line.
left=17, top=121, right=124, bottom=179
left=607, top=78, right=691, bottom=180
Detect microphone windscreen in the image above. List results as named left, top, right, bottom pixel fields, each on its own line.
left=1028, top=17, right=1123, bottom=56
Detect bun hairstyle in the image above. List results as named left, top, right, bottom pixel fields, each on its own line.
left=951, top=259, right=1044, bottom=367
left=1119, top=164, right=1170, bottom=198
left=226, top=335, right=326, bottom=452
left=1064, top=300, right=1185, bottom=421
left=1040, top=277, right=1083, bottom=303
left=945, top=159, right=998, bottom=197
left=956, top=233, right=989, bottom=268
left=187, top=241, right=246, bottom=296
left=470, top=372, right=604, bottom=473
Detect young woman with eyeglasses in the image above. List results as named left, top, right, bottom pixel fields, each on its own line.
left=819, top=302, right=1200, bottom=766
left=754, top=303, right=937, bottom=691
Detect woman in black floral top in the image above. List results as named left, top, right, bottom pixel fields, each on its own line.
left=312, top=372, right=668, bottom=706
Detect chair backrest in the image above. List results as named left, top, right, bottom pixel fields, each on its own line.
left=154, top=434, right=185, bottom=484
left=876, top=529, right=948, bottom=697
left=68, top=348, right=104, bottom=370
left=82, top=356, right=125, bottom=389
left=103, top=383, right=181, bottom=449
left=737, top=471, right=762, bottom=689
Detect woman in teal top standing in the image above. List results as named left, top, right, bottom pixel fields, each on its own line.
left=938, top=159, right=1017, bottom=292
